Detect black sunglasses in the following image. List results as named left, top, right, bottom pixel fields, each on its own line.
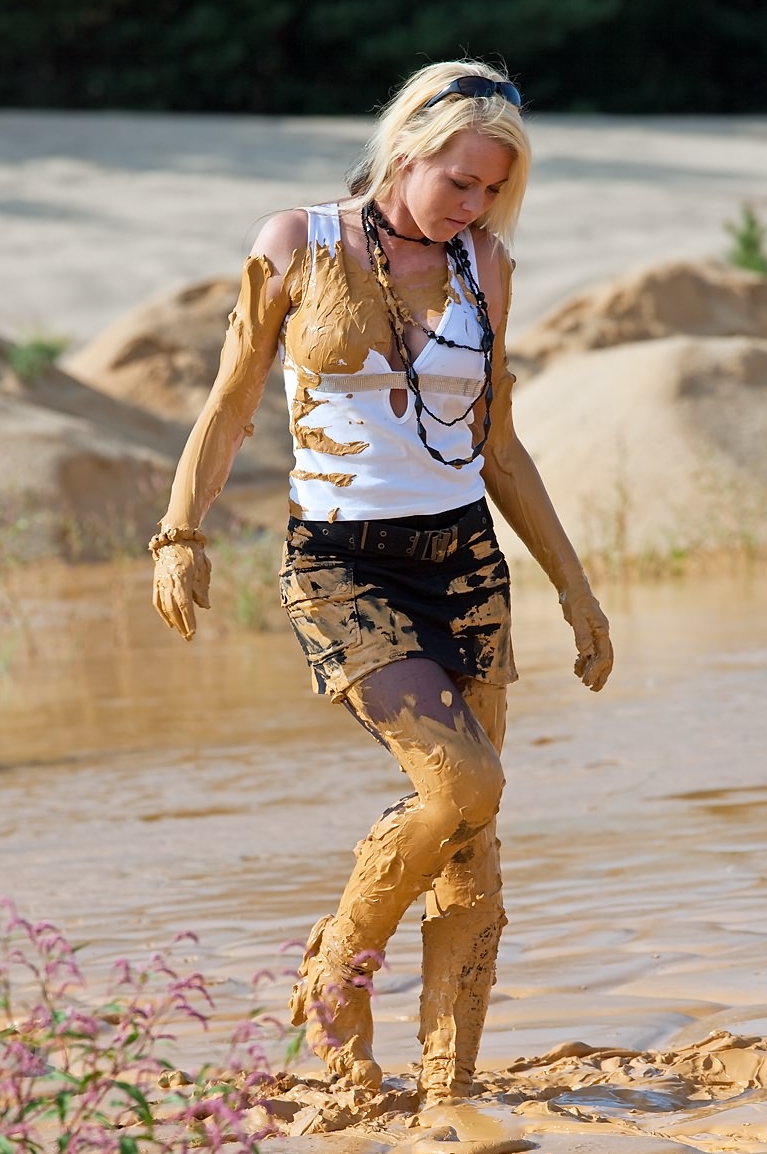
left=424, top=76, right=523, bottom=110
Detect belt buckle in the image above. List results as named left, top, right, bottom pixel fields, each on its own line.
left=425, top=525, right=458, bottom=562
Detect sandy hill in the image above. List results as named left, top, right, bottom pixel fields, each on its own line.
left=509, top=259, right=767, bottom=377
left=66, top=277, right=293, bottom=486
left=0, top=339, right=227, bottom=560
left=496, top=334, right=767, bottom=570
left=495, top=260, right=767, bottom=570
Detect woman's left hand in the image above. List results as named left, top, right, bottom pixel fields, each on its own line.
left=559, top=585, right=614, bottom=692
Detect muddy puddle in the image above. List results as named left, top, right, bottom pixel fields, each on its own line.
left=2, top=557, right=766, bottom=1152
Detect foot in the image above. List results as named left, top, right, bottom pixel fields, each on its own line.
left=418, top=1062, right=475, bottom=1105
left=289, top=915, right=382, bottom=1091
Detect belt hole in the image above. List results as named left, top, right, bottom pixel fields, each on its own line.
left=377, top=542, right=385, bottom=550
left=379, top=530, right=387, bottom=537
left=322, top=528, right=329, bottom=535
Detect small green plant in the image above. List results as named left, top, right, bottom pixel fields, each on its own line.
left=0, top=898, right=303, bottom=1154
left=725, top=203, right=767, bottom=275
left=7, top=335, right=69, bottom=383
left=0, top=500, right=42, bottom=668
left=214, top=531, right=282, bottom=632
left=578, top=451, right=633, bottom=581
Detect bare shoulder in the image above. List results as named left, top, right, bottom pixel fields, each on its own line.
left=251, top=209, right=309, bottom=273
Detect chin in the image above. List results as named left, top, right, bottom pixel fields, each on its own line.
left=431, top=225, right=459, bottom=242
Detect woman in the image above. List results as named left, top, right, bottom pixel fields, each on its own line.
left=150, top=59, right=613, bottom=1103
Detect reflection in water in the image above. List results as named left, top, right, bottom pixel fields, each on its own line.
left=2, top=560, right=767, bottom=1098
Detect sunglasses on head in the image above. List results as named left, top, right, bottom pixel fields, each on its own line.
left=424, top=76, right=523, bottom=110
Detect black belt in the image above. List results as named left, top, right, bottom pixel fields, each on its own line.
left=288, top=500, right=491, bottom=563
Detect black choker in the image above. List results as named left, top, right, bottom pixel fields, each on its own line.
left=369, top=202, right=435, bottom=246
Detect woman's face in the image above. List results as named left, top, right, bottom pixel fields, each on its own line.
left=392, top=129, right=512, bottom=242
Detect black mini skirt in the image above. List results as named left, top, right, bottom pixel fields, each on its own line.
left=278, top=498, right=517, bottom=701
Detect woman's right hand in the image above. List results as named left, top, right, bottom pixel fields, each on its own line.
left=152, top=541, right=211, bottom=640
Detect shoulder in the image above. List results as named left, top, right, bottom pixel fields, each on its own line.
left=251, top=209, right=309, bottom=272
left=469, top=227, right=515, bottom=331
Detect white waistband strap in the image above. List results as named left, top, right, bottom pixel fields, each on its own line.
left=315, top=372, right=483, bottom=398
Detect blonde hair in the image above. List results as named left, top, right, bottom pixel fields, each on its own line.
left=347, top=59, right=531, bottom=252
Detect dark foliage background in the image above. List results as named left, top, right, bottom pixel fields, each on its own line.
left=2, top=0, right=766, bottom=114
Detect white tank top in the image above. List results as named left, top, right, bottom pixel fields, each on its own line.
left=280, top=202, right=488, bottom=522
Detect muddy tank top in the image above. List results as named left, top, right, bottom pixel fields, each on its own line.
left=279, top=202, right=488, bottom=522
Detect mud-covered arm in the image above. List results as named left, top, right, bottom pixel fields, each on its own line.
left=161, top=249, right=301, bottom=532
left=479, top=251, right=614, bottom=691
left=152, top=218, right=306, bottom=640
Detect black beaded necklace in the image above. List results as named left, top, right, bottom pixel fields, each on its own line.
left=361, top=201, right=495, bottom=469
left=367, top=201, right=435, bottom=246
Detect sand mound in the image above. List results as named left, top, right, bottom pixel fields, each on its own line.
left=67, top=278, right=240, bottom=421
left=66, top=277, right=293, bottom=484
left=510, top=260, right=767, bottom=376
left=495, top=334, right=767, bottom=570
left=0, top=338, right=228, bottom=560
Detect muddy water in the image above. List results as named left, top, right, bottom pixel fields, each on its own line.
left=2, top=559, right=767, bottom=1149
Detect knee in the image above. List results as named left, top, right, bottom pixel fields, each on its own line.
left=430, top=742, right=505, bottom=846
left=454, top=747, right=505, bottom=836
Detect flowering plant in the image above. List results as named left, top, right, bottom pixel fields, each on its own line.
left=0, top=898, right=298, bottom=1153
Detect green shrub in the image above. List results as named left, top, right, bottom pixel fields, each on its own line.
left=725, top=204, right=767, bottom=276
left=8, top=336, right=69, bottom=383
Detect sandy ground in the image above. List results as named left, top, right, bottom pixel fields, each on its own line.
left=2, top=112, right=766, bottom=351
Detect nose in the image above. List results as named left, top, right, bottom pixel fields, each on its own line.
left=461, top=187, right=490, bottom=220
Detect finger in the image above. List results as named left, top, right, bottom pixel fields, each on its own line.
left=159, top=577, right=192, bottom=639
left=178, top=605, right=196, bottom=640
left=153, top=580, right=175, bottom=630
left=584, top=631, right=614, bottom=692
left=572, top=617, right=595, bottom=665
left=171, top=575, right=197, bottom=640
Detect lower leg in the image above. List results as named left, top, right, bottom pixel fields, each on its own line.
left=418, top=676, right=509, bottom=1101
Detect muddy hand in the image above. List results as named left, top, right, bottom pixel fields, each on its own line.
left=152, top=542, right=211, bottom=640
left=559, top=586, right=613, bottom=692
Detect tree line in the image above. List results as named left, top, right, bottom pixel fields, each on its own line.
left=3, top=0, right=766, bottom=115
